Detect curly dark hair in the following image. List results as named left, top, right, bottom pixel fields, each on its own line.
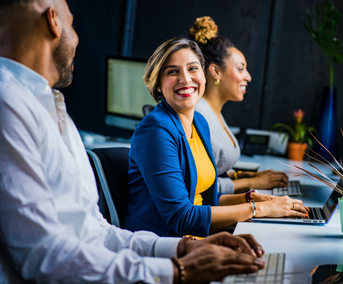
left=189, top=16, right=234, bottom=71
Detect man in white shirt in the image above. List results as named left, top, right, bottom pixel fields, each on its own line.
left=0, top=0, right=265, bottom=283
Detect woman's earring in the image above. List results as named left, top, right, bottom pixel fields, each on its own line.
left=215, top=79, right=220, bottom=86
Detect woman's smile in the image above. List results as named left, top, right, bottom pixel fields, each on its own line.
left=159, top=48, right=206, bottom=113
left=175, top=87, right=198, bottom=97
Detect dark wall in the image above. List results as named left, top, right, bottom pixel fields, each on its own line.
left=65, top=0, right=131, bottom=138
left=257, top=0, right=343, bottom=157
left=132, top=0, right=273, bottom=131
left=63, top=0, right=343, bottom=156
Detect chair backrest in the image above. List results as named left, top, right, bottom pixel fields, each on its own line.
left=87, top=149, right=115, bottom=225
left=87, top=147, right=130, bottom=228
left=142, top=104, right=155, bottom=117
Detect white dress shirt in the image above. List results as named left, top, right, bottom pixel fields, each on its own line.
left=0, top=57, right=180, bottom=283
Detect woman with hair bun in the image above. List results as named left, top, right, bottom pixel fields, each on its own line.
left=124, top=37, right=308, bottom=238
left=191, top=16, right=289, bottom=195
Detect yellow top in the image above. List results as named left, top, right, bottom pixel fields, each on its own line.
left=187, top=124, right=216, bottom=206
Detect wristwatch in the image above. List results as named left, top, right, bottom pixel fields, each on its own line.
left=245, top=189, right=255, bottom=203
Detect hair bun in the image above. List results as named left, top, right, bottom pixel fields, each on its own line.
left=189, top=16, right=218, bottom=45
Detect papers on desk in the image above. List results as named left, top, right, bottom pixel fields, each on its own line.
left=233, top=161, right=260, bottom=172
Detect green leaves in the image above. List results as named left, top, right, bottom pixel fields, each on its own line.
left=304, top=1, right=343, bottom=87
left=271, top=123, right=316, bottom=148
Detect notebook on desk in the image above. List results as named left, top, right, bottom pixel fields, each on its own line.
left=251, top=179, right=342, bottom=225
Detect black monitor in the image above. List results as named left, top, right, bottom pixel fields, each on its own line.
left=105, top=56, right=156, bottom=131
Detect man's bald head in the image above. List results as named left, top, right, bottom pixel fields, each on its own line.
left=0, top=0, right=34, bottom=9
left=0, top=0, right=78, bottom=88
left=0, top=0, right=68, bottom=27
left=0, top=0, right=49, bottom=55
left=0, top=0, right=65, bottom=10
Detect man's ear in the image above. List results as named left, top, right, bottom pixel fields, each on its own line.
left=208, top=63, right=221, bottom=80
left=46, top=7, right=61, bottom=38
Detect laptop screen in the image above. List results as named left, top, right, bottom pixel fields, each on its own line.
left=323, top=178, right=343, bottom=220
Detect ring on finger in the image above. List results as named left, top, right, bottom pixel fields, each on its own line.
left=292, top=203, right=296, bottom=210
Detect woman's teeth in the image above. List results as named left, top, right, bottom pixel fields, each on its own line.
left=177, top=88, right=195, bottom=95
left=240, top=86, right=246, bottom=90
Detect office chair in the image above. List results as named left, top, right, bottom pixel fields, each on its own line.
left=142, top=104, right=155, bottom=117
left=87, top=147, right=130, bottom=228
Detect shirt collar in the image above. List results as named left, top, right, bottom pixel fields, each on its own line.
left=0, top=57, right=52, bottom=100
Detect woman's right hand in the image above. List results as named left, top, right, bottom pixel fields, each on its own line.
left=255, top=195, right=309, bottom=218
left=250, top=170, right=289, bottom=189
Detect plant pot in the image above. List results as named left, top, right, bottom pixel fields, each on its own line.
left=287, top=142, right=307, bottom=161
left=339, top=198, right=343, bottom=234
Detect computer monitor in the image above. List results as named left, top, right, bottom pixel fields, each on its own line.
left=105, top=56, right=156, bottom=131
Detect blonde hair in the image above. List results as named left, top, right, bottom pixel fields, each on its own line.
left=189, top=16, right=218, bottom=45
left=143, top=37, right=205, bottom=103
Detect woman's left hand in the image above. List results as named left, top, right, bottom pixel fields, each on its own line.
left=249, top=170, right=288, bottom=189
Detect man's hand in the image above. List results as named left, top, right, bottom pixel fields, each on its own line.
left=179, top=244, right=265, bottom=284
left=174, top=233, right=265, bottom=283
left=184, top=232, right=265, bottom=258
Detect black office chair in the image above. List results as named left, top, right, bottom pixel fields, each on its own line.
left=87, top=147, right=130, bottom=228
left=142, top=104, right=155, bottom=117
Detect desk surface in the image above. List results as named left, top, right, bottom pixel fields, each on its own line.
left=234, top=154, right=343, bottom=275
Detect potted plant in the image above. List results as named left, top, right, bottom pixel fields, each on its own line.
left=272, top=109, right=316, bottom=160
left=287, top=129, right=343, bottom=232
left=303, top=1, right=343, bottom=160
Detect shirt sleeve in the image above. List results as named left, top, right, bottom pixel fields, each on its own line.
left=217, top=176, right=235, bottom=194
left=131, top=117, right=212, bottom=237
left=0, top=94, right=174, bottom=284
left=96, top=209, right=180, bottom=258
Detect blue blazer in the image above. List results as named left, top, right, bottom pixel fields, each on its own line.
left=124, top=100, right=221, bottom=237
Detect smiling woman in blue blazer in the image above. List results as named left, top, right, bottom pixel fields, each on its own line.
left=123, top=38, right=308, bottom=237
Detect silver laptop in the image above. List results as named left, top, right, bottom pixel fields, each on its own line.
left=251, top=179, right=342, bottom=225
left=219, top=253, right=285, bottom=284
left=211, top=253, right=311, bottom=284
left=272, top=180, right=302, bottom=197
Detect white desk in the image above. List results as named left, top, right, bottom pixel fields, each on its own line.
left=235, top=211, right=343, bottom=273
left=78, top=130, right=131, bottom=149
left=84, top=141, right=130, bottom=150
left=234, top=154, right=343, bottom=276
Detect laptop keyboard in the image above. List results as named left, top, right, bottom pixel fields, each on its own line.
left=272, top=180, right=302, bottom=196
left=308, top=207, right=324, bottom=220
left=221, top=253, right=285, bottom=284
left=283, top=207, right=325, bottom=222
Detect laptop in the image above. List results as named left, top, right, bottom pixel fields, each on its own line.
left=272, top=180, right=302, bottom=197
left=219, top=253, right=285, bottom=284
left=250, top=179, right=342, bottom=225
left=211, top=252, right=311, bottom=284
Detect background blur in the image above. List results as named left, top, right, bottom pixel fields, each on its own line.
left=63, top=0, right=343, bottom=157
